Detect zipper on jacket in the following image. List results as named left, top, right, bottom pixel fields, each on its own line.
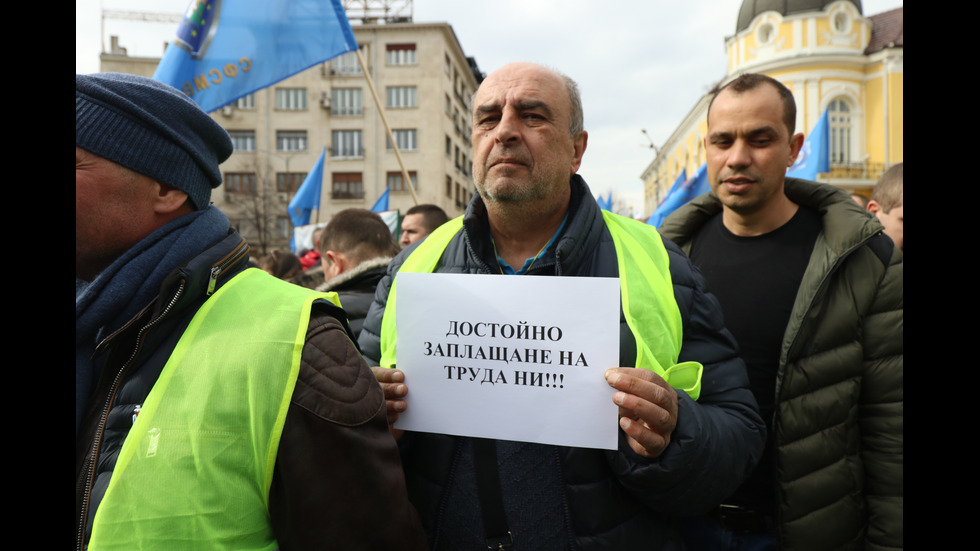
left=777, top=234, right=878, bottom=397
left=208, top=239, right=249, bottom=295
left=462, top=225, right=496, bottom=275
left=77, top=280, right=186, bottom=550
left=771, top=232, right=883, bottom=536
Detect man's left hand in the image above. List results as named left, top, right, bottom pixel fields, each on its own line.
left=604, top=368, right=678, bottom=458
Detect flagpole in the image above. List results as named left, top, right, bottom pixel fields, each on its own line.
left=355, top=48, right=420, bottom=206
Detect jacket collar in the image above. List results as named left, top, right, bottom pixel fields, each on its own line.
left=660, top=178, right=884, bottom=257
left=460, top=174, right=603, bottom=276
left=317, top=256, right=392, bottom=292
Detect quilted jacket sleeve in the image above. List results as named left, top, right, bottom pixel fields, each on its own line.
left=860, top=246, right=903, bottom=550
left=358, top=258, right=398, bottom=365
left=269, top=306, right=427, bottom=551
left=607, top=242, right=766, bottom=516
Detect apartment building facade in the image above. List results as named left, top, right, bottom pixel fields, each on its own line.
left=101, top=21, right=483, bottom=252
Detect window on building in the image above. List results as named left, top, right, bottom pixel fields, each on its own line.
left=829, top=98, right=852, bottom=164
left=446, top=176, right=453, bottom=198
left=387, top=171, right=418, bottom=192
left=277, top=130, right=307, bottom=152
left=331, top=48, right=364, bottom=76
left=386, top=129, right=418, bottom=151
left=276, top=216, right=292, bottom=239
left=331, top=130, right=363, bottom=157
left=225, top=172, right=256, bottom=194
left=332, top=172, right=363, bottom=199
left=444, top=53, right=451, bottom=75
left=331, top=88, right=363, bottom=116
left=386, top=43, right=417, bottom=65
left=229, top=130, right=256, bottom=152
left=275, top=88, right=307, bottom=110
left=386, top=86, right=417, bottom=108
left=236, top=94, right=255, bottom=109
left=446, top=135, right=452, bottom=156
left=276, top=172, right=307, bottom=193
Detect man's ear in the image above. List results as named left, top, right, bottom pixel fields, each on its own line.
left=570, top=131, right=588, bottom=173
left=152, top=181, right=192, bottom=216
left=322, top=250, right=347, bottom=279
left=866, top=199, right=882, bottom=215
left=787, top=132, right=805, bottom=166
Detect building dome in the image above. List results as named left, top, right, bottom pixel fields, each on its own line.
left=736, top=0, right=863, bottom=32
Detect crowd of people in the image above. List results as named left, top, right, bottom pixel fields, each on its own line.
left=77, top=64, right=902, bottom=550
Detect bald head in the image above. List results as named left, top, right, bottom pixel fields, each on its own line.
left=474, top=63, right=583, bottom=136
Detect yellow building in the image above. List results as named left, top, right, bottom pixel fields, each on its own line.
left=642, top=0, right=903, bottom=216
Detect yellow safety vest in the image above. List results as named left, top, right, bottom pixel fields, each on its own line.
left=89, top=269, right=341, bottom=550
left=380, top=211, right=702, bottom=399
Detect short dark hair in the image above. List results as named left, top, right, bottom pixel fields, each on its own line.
left=319, top=208, right=399, bottom=264
left=872, top=163, right=903, bottom=213
left=405, top=204, right=450, bottom=233
left=258, top=250, right=303, bottom=280
left=708, top=73, right=797, bottom=136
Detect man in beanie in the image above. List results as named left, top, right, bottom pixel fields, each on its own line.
left=75, top=73, right=425, bottom=550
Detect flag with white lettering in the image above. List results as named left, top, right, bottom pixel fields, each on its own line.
left=154, top=0, right=357, bottom=113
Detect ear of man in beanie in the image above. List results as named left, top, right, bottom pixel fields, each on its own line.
left=75, top=73, right=233, bottom=210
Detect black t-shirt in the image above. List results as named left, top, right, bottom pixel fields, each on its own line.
left=690, top=206, right=821, bottom=513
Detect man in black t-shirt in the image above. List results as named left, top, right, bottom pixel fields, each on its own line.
left=661, top=74, right=903, bottom=551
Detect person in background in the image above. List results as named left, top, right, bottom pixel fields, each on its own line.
left=867, top=162, right=903, bottom=252
left=316, top=208, right=400, bottom=338
left=400, top=203, right=449, bottom=247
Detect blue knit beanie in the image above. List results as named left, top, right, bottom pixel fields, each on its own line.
left=75, top=73, right=232, bottom=210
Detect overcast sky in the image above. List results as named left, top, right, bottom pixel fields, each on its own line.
left=76, top=0, right=902, bottom=217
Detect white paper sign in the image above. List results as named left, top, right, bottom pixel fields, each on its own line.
left=394, top=272, right=621, bottom=450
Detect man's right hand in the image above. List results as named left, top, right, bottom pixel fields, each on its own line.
left=371, top=366, right=407, bottom=440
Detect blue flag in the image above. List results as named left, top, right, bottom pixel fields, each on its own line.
left=597, top=192, right=613, bottom=211
left=371, top=187, right=390, bottom=213
left=786, top=109, right=830, bottom=181
left=154, top=0, right=358, bottom=113
left=647, top=166, right=709, bottom=228
left=289, top=147, right=325, bottom=227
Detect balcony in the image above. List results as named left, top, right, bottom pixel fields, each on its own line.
left=827, top=161, right=888, bottom=182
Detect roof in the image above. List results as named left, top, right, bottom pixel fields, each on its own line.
left=865, top=7, right=904, bottom=54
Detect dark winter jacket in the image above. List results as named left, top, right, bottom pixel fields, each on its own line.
left=660, top=179, right=903, bottom=551
left=360, top=175, right=766, bottom=550
left=76, top=227, right=425, bottom=550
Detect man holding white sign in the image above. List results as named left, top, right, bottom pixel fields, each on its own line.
left=360, top=62, right=765, bottom=550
